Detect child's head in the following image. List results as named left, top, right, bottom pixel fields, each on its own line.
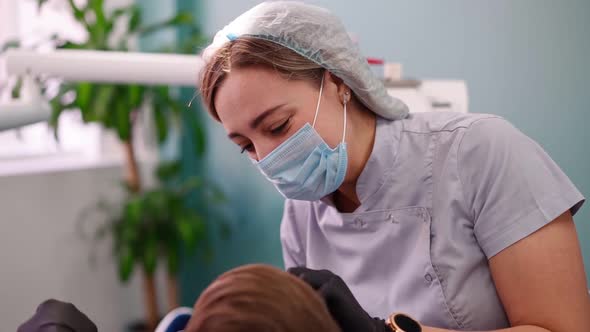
left=186, top=264, right=341, bottom=332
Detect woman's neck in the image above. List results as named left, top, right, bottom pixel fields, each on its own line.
left=333, top=104, right=377, bottom=213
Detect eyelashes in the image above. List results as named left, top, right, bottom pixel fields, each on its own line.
left=240, top=144, right=252, bottom=154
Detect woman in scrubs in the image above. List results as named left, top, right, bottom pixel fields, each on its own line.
left=197, top=2, right=590, bottom=331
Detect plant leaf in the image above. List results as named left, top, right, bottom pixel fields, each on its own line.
left=187, top=107, right=206, bottom=156
left=105, top=4, right=138, bottom=38
left=66, top=0, right=87, bottom=26
left=48, top=84, right=76, bottom=139
left=180, top=33, right=209, bottom=54
left=192, top=214, right=207, bottom=242
left=180, top=213, right=206, bottom=251
left=0, top=40, right=20, bottom=53
left=166, top=248, right=179, bottom=274
left=89, top=0, right=106, bottom=24
left=57, top=41, right=86, bottom=50
left=180, top=176, right=202, bottom=194
left=115, top=97, right=131, bottom=141
left=119, top=223, right=138, bottom=249
left=137, top=12, right=193, bottom=36
left=75, top=82, right=93, bottom=110
left=88, top=0, right=107, bottom=47
left=201, top=245, right=214, bottom=263
left=153, top=102, right=168, bottom=144
left=177, top=216, right=194, bottom=248
left=108, top=4, right=137, bottom=33
left=209, top=184, right=227, bottom=203
left=156, top=160, right=182, bottom=182
left=168, top=12, right=193, bottom=25
left=36, top=0, right=49, bottom=11
left=142, top=237, right=158, bottom=275
left=167, top=99, right=183, bottom=117
left=128, top=6, right=141, bottom=32
left=49, top=100, right=64, bottom=140
left=11, top=77, right=23, bottom=99
left=118, top=245, right=135, bottom=282
left=124, top=197, right=142, bottom=226
left=89, top=85, right=115, bottom=123
left=127, top=84, right=142, bottom=109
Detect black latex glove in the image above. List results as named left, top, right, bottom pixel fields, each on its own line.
left=18, top=299, right=98, bottom=332
left=288, top=267, right=389, bottom=332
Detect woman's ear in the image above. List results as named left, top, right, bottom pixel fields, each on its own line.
left=326, top=71, right=351, bottom=105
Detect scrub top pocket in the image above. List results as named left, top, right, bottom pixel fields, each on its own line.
left=306, top=206, right=462, bottom=329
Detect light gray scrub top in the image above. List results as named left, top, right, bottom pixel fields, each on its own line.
left=280, top=112, right=585, bottom=330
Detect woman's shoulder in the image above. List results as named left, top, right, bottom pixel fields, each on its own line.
left=397, top=111, right=503, bottom=135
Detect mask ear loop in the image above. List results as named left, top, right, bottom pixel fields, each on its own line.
left=342, top=91, right=349, bottom=143
left=312, top=75, right=325, bottom=128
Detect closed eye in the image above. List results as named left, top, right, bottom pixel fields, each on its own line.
left=270, top=118, right=291, bottom=136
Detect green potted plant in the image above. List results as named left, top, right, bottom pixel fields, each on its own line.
left=3, top=1, right=226, bottom=330
left=94, top=160, right=229, bottom=332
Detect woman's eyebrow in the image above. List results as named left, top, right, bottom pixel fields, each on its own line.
left=227, top=103, right=288, bottom=139
left=250, top=103, right=288, bottom=129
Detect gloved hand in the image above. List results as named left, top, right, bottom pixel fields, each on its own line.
left=18, top=299, right=98, bottom=332
left=288, top=267, right=389, bottom=332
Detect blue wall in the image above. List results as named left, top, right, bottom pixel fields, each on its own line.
left=179, top=0, right=590, bottom=304
left=176, top=0, right=286, bottom=307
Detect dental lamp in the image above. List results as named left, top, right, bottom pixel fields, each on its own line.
left=0, top=49, right=204, bottom=130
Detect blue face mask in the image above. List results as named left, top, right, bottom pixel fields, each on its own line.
left=253, top=77, right=348, bottom=201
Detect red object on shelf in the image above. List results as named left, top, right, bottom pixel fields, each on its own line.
left=367, top=57, right=385, bottom=65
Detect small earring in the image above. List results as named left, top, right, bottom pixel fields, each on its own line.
left=343, top=91, right=350, bottom=103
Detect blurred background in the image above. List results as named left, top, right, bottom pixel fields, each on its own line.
left=0, top=0, right=588, bottom=331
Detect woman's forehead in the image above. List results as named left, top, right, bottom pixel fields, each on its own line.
left=214, top=66, right=315, bottom=124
